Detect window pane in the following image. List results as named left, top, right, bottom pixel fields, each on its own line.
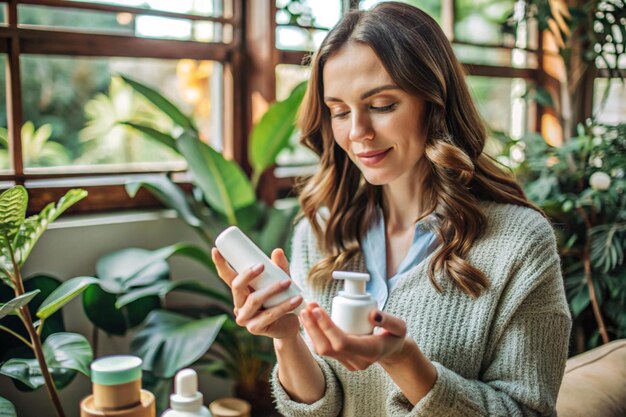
left=275, top=64, right=318, bottom=169
left=0, top=55, right=9, bottom=173
left=276, top=0, right=341, bottom=29
left=276, top=64, right=310, bottom=100
left=455, top=0, right=514, bottom=45
left=594, top=78, right=626, bottom=124
left=453, top=44, right=537, bottom=67
left=20, top=56, right=222, bottom=172
left=67, top=0, right=226, bottom=17
left=276, top=26, right=329, bottom=50
left=359, top=0, right=441, bottom=24
left=275, top=0, right=342, bottom=50
left=467, top=76, right=530, bottom=139
left=18, top=5, right=231, bottom=42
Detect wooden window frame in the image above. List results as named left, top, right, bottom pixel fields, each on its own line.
left=0, top=0, right=245, bottom=215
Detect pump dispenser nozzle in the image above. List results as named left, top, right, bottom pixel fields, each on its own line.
left=332, top=271, right=370, bottom=297
left=331, top=271, right=377, bottom=335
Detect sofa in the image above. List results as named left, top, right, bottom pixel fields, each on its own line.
left=556, top=339, right=626, bottom=417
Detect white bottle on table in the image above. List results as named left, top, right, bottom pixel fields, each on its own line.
left=161, top=369, right=211, bottom=417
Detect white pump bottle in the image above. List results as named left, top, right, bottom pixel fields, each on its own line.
left=215, top=226, right=305, bottom=314
left=331, top=271, right=377, bottom=335
left=161, top=369, right=211, bottom=417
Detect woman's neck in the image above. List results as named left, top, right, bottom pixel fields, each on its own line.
left=381, top=161, right=431, bottom=232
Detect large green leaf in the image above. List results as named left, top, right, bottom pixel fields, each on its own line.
left=0, top=290, right=40, bottom=320
left=82, top=285, right=128, bottom=336
left=82, top=283, right=161, bottom=336
left=0, top=186, right=27, bottom=244
left=96, top=248, right=170, bottom=294
left=131, top=310, right=227, bottom=378
left=36, top=277, right=100, bottom=319
left=126, top=175, right=202, bottom=228
left=120, top=75, right=196, bottom=132
left=0, top=276, right=66, bottom=360
left=0, top=397, right=16, bottom=417
left=177, top=132, right=255, bottom=224
left=0, top=332, right=92, bottom=390
left=13, top=188, right=87, bottom=267
left=116, top=279, right=231, bottom=308
left=249, top=81, right=307, bottom=181
left=257, top=202, right=300, bottom=255
left=0, top=186, right=28, bottom=286
left=121, top=122, right=179, bottom=153
left=42, top=332, right=92, bottom=376
left=96, top=244, right=213, bottom=293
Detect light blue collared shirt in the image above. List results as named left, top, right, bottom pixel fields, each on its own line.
left=360, top=207, right=439, bottom=310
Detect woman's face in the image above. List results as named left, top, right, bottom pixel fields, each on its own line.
left=322, top=43, right=428, bottom=187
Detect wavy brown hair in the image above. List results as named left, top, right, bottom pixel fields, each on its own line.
left=296, top=2, right=541, bottom=298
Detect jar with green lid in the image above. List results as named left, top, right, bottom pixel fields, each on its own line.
left=80, top=355, right=155, bottom=417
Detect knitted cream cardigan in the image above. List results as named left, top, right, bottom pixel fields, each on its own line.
left=271, top=202, right=571, bottom=417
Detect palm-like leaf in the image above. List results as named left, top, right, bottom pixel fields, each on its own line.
left=120, top=75, right=196, bottom=132
left=249, top=81, right=306, bottom=185
left=177, top=132, right=256, bottom=225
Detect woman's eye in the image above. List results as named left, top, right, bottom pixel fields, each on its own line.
left=370, top=103, right=398, bottom=112
left=331, top=110, right=350, bottom=119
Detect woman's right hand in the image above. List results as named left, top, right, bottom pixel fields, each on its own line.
left=211, top=247, right=303, bottom=340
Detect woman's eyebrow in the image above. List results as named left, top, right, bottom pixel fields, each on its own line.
left=324, top=84, right=400, bottom=102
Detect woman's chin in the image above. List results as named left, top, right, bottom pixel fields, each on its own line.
left=361, top=171, right=394, bottom=186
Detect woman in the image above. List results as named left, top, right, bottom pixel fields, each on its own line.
left=212, top=2, right=571, bottom=416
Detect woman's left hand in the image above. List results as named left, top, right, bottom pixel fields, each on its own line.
left=300, top=302, right=408, bottom=371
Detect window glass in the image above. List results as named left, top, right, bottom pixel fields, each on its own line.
left=455, top=0, right=514, bottom=45
left=275, top=0, right=341, bottom=50
left=18, top=5, right=229, bottom=42
left=593, top=78, right=626, bottom=124
left=19, top=56, right=221, bottom=173
left=275, top=64, right=318, bottom=169
left=0, top=55, right=9, bottom=173
left=453, top=44, right=537, bottom=68
left=67, top=0, right=224, bottom=17
left=359, top=0, right=441, bottom=24
left=276, top=64, right=310, bottom=100
left=467, top=76, right=529, bottom=139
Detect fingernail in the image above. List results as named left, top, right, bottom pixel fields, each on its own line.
left=280, top=279, right=291, bottom=288
left=312, top=308, right=322, bottom=320
left=374, top=312, right=382, bottom=323
left=290, top=295, right=302, bottom=305
left=252, top=263, right=264, bottom=273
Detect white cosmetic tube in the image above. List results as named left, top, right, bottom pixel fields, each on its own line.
left=215, top=226, right=305, bottom=314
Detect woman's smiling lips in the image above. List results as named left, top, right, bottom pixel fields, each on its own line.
left=355, top=147, right=393, bottom=166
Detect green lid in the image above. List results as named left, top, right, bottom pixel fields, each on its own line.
left=90, top=355, right=142, bottom=386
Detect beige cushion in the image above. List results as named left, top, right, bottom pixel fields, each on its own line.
left=556, top=339, right=626, bottom=417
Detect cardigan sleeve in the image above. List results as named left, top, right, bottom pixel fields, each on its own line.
left=270, top=218, right=344, bottom=417
left=386, top=217, right=572, bottom=416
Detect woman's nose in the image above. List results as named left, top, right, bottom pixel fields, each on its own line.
left=348, top=113, right=374, bottom=142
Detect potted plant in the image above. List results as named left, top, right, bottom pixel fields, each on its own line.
left=501, top=121, right=625, bottom=352
left=0, top=186, right=93, bottom=417
left=55, top=76, right=306, bottom=415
